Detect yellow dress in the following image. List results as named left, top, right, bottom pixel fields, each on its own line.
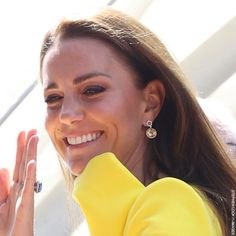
left=72, top=152, right=222, bottom=236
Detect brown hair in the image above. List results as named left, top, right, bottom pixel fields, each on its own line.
left=40, top=8, right=236, bottom=235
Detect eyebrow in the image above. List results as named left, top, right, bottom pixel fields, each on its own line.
left=44, top=72, right=111, bottom=91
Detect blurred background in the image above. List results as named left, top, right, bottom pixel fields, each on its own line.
left=0, top=0, right=235, bottom=235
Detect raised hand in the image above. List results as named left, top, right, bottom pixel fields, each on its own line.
left=0, top=130, right=39, bottom=236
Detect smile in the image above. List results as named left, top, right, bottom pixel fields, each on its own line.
left=66, top=132, right=102, bottom=145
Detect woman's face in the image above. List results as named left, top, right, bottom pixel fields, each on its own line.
left=42, top=37, right=149, bottom=176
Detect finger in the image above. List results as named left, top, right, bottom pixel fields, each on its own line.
left=12, top=160, right=36, bottom=236
left=13, top=131, right=26, bottom=182
left=0, top=169, right=10, bottom=203
left=26, top=135, right=39, bottom=164
left=18, top=135, right=38, bottom=199
left=19, top=160, right=36, bottom=211
left=18, top=130, right=37, bottom=183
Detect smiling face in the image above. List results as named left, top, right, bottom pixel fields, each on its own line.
left=41, top=37, right=149, bottom=177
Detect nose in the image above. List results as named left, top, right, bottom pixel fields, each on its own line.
left=59, top=98, right=84, bottom=125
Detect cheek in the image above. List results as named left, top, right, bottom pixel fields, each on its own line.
left=44, top=110, right=57, bottom=137
left=115, top=93, right=144, bottom=124
left=96, top=91, right=144, bottom=137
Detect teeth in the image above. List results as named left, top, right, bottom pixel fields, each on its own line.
left=76, top=136, right=82, bottom=144
left=82, top=135, right=87, bottom=143
left=87, top=133, right=92, bottom=141
left=67, top=132, right=101, bottom=145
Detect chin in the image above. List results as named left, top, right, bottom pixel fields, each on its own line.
left=65, top=150, right=109, bottom=176
left=68, top=159, right=90, bottom=176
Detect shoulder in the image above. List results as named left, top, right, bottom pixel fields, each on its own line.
left=124, top=177, right=222, bottom=236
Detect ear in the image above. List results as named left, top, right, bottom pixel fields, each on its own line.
left=142, top=80, right=165, bottom=123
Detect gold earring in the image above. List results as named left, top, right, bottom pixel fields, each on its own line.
left=146, top=120, right=157, bottom=139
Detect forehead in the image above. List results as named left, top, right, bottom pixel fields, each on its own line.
left=43, top=37, right=118, bottom=66
left=42, top=37, right=122, bottom=77
left=41, top=37, right=138, bottom=87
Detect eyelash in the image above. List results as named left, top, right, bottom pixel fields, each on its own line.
left=82, top=85, right=106, bottom=96
left=44, top=95, right=63, bottom=104
left=44, top=85, right=106, bottom=104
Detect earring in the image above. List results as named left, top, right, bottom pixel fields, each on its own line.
left=146, top=120, right=157, bottom=139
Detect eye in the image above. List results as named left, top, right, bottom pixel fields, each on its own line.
left=226, top=142, right=236, bottom=147
left=44, top=95, right=63, bottom=104
left=82, top=85, right=106, bottom=96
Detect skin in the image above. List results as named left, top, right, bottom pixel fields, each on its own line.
left=42, top=37, right=164, bottom=181
left=0, top=130, right=38, bottom=236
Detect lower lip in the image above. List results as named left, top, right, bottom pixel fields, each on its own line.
left=67, top=134, right=102, bottom=149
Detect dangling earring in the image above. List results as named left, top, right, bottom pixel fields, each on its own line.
left=146, top=120, right=157, bottom=139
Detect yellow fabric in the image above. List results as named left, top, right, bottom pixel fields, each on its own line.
left=72, top=152, right=222, bottom=236
left=72, top=152, right=144, bottom=236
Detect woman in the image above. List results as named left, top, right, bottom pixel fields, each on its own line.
left=1, top=8, right=236, bottom=236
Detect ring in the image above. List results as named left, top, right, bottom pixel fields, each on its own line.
left=34, top=181, right=42, bottom=193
